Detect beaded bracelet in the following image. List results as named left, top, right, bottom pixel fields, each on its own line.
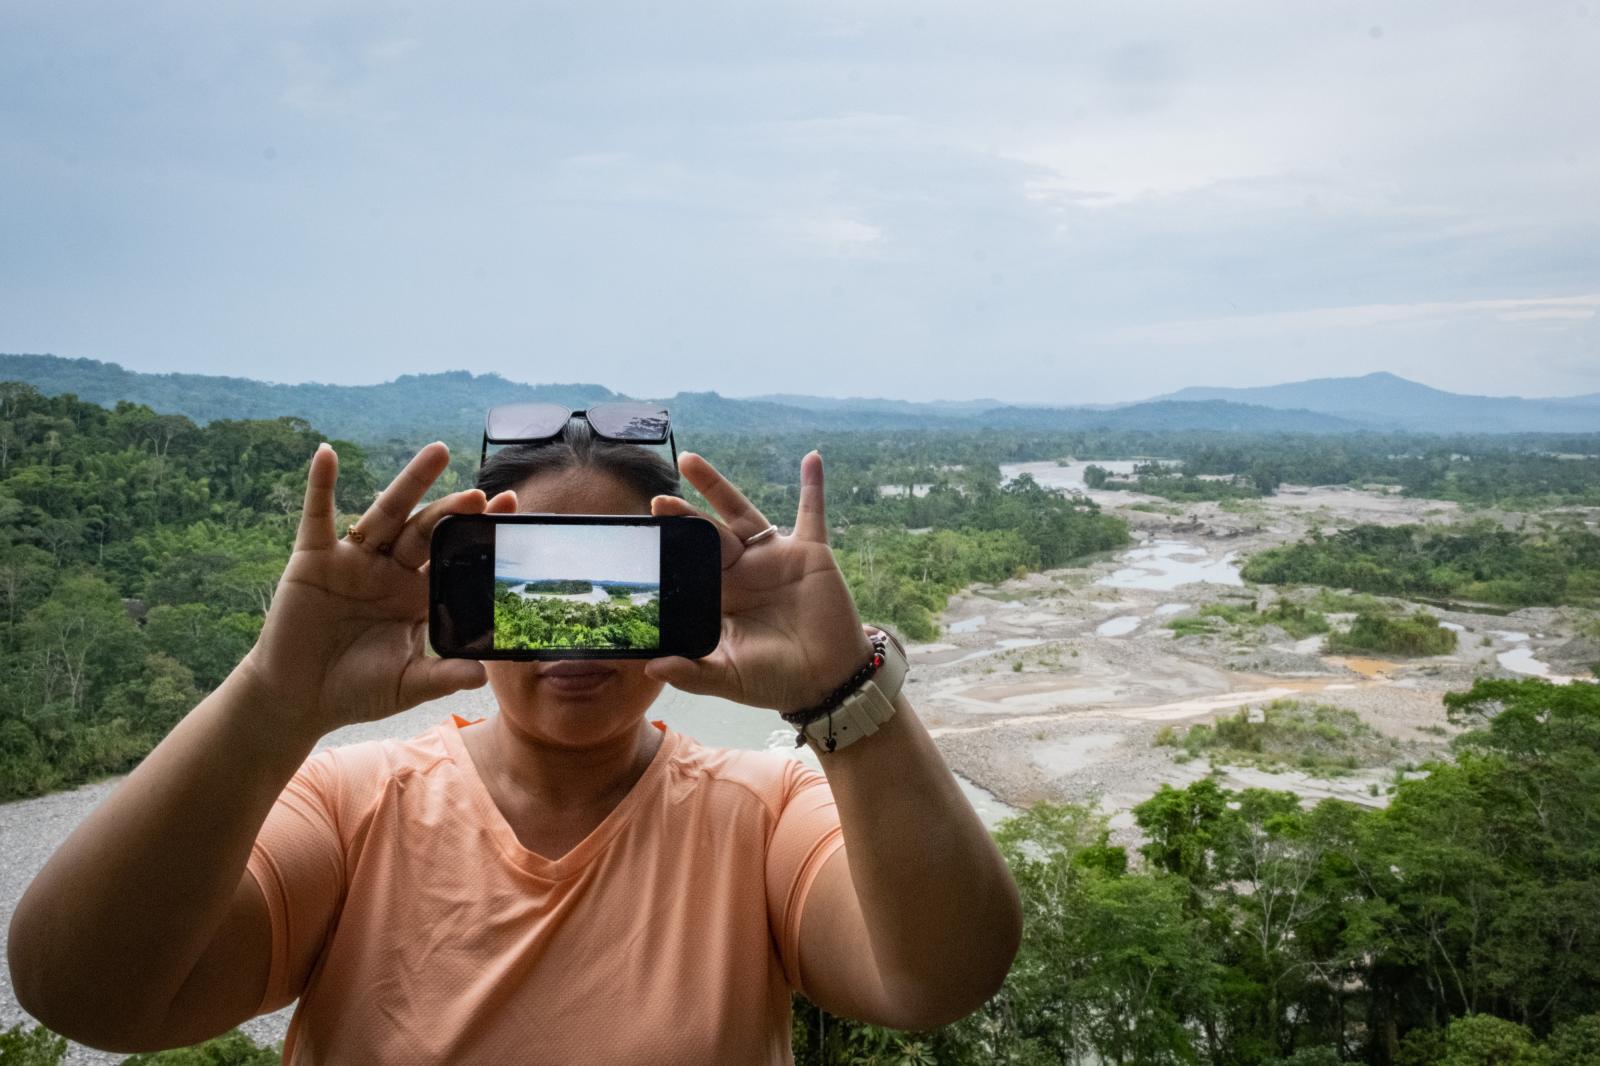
left=779, top=634, right=889, bottom=750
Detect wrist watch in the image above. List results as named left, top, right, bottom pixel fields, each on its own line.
left=799, top=626, right=909, bottom=755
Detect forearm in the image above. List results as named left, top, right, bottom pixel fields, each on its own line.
left=819, top=694, right=1022, bottom=1019
left=7, top=660, right=322, bottom=1036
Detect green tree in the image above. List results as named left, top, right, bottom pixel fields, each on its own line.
left=17, top=573, right=142, bottom=716
left=1544, top=1013, right=1600, bottom=1065
left=0, top=1025, right=65, bottom=1066
left=1398, top=1014, right=1546, bottom=1066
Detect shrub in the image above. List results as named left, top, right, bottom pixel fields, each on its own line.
left=1327, top=610, right=1457, bottom=657
left=1264, top=1049, right=1342, bottom=1066
left=1398, top=1014, right=1545, bottom=1066
left=0, top=1024, right=65, bottom=1066
left=1170, top=700, right=1402, bottom=775
left=1167, top=616, right=1218, bottom=638
left=1259, top=602, right=1331, bottom=638
left=1546, top=1013, right=1600, bottom=1065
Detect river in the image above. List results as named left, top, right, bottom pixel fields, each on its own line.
left=999, top=458, right=1177, bottom=496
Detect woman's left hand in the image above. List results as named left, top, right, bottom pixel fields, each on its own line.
left=645, top=450, right=876, bottom=713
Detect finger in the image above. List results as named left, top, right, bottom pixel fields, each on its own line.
left=388, top=489, right=488, bottom=570
left=352, top=442, right=451, bottom=549
left=678, top=453, right=772, bottom=541
left=643, top=653, right=735, bottom=697
left=795, top=450, right=828, bottom=544
left=389, top=489, right=517, bottom=570
left=398, top=652, right=488, bottom=708
left=651, top=494, right=744, bottom=567
left=296, top=444, right=339, bottom=551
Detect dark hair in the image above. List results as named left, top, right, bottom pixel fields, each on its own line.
left=475, top=419, right=682, bottom=506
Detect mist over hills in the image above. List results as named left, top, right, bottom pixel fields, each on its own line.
left=4, top=354, right=1598, bottom=442
left=745, top=393, right=1015, bottom=416
left=1155, top=371, right=1600, bottom=433
left=0, top=354, right=622, bottom=441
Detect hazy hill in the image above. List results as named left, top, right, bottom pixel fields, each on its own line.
left=0, top=354, right=619, bottom=442
left=2, top=353, right=1372, bottom=441
left=972, top=400, right=1359, bottom=433
left=1156, top=371, right=1600, bottom=433
left=745, top=393, right=1016, bottom=416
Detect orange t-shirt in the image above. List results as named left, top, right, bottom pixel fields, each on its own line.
left=244, top=717, right=845, bottom=1064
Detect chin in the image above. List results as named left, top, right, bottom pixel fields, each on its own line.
left=487, top=660, right=664, bottom=746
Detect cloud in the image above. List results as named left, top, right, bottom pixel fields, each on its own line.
left=768, top=213, right=885, bottom=254
left=1109, top=294, right=1600, bottom=344
left=0, top=0, right=1596, bottom=402
left=1497, top=308, right=1597, bottom=323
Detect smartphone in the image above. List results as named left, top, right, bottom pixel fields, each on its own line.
left=429, top=513, right=721, bottom=660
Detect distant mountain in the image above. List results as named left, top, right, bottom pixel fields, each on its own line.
left=976, top=400, right=1361, bottom=433
left=0, top=354, right=620, bottom=442
left=642, top=390, right=935, bottom=433
left=746, top=392, right=1141, bottom=414
left=2, top=354, right=1574, bottom=441
left=1154, top=372, right=1600, bottom=433
left=744, top=393, right=1017, bottom=416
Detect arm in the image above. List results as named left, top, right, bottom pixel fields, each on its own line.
left=7, top=667, right=318, bottom=1050
left=7, top=442, right=513, bottom=1051
left=646, top=449, right=1021, bottom=1030
left=797, top=695, right=1020, bottom=1030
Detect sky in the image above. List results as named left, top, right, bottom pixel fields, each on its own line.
left=495, top=523, right=658, bottom=584
left=1, top=1, right=1596, bottom=404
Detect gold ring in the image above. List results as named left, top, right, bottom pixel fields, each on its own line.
left=742, top=523, right=779, bottom=547
left=345, top=524, right=366, bottom=544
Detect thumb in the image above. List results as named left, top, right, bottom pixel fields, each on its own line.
left=399, top=655, right=488, bottom=708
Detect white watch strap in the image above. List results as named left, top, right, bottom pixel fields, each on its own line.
left=802, top=629, right=908, bottom=754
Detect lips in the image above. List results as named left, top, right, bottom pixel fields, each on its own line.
left=540, top=661, right=615, bottom=677
left=538, top=661, right=618, bottom=694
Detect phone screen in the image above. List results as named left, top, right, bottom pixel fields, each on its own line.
left=430, top=514, right=720, bottom=660
left=493, top=523, right=661, bottom=652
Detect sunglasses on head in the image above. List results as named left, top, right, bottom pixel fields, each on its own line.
left=480, top=402, right=677, bottom=467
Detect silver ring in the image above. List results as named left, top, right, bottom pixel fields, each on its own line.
left=742, top=523, right=779, bottom=547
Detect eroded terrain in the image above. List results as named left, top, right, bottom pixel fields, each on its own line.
left=914, top=461, right=1600, bottom=838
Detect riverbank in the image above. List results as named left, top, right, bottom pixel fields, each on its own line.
left=910, top=465, right=1599, bottom=845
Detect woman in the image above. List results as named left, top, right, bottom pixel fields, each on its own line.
left=8, top=422, right=1022, bottom=1063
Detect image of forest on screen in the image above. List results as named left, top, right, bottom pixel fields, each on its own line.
left=492, top=523, right=660, bottom=651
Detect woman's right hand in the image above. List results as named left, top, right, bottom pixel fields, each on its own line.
left=240, top=441, right=518, bottom=740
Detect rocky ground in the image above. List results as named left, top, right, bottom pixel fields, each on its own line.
left=915, top=462, right=1600, bottom=844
